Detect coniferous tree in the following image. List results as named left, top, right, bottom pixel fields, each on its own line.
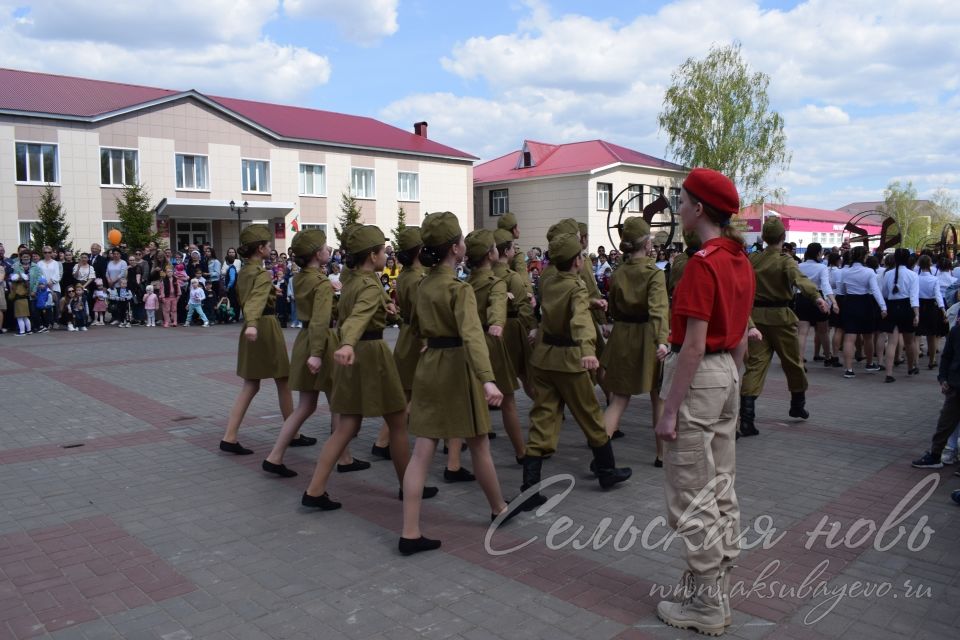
left=334, top=188, right=363, bottom=248
left=115, top=183, right=161, bottom=250
left=31, top=184, right=72, bottom=252
left=390, top=205, right=407, bottom=252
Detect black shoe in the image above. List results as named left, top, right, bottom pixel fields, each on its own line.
left=911, top=452, right=944, bottom=469
left=398, top=536, right=441, bottom=556
left=398, top=486, right=439, bottom=501
left=813, top=356, right=823, bottom=362
left=488, top=431, right=497, bottom=438
left=591, top=441, right=632, bottom=490
left=370, top=444, right=391, bottom=460
left=302, top=491, right=342, bottom=510
left=262, top=460, right=297, bottom=477
left=519, top=455, right=548, bottom=511
left=843, top=369, right=856, bottom=378
left=654, top=458, right=663, bottom=468
left=830, top=357, right=843, bottom=368
left=739, top=396, right=759, bottom=436
left=894, top=359, right=904, bottom=367
left=491, top=502, right=522, bottom=524
left=865, top=363, right=881, bottom=373
left=884, top=375, right=896, bottom=383
left=788, top=391, right=809, bottom=420
left=516, top=456, right=524, bottom=465
left=444, top=467, right=476, bottom=482
left=336, top=459, right=371, bottom=473
left=908, top=367, right=920, bottom=376
left=611, top=429, right=625, bottom=439
left=219, top=440, right=254, bottom=455
left=289, top=434, right=317, bottom=447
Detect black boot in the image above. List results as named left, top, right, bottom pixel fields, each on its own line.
left=739, top=396, right=759, bottom=437
left=788, top=391, right=809, bottom=420
left=519, top=455, right=548, bottom=511
left=591, top=441, right=632, bottom=490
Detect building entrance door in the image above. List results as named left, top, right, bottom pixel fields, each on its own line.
left=175, top=221, right=212, bottom=252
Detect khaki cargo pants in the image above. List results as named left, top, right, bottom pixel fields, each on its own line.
left=526, top=366, right=609, bottom=457
left=661, top=352, right=741, bottom=576
left=741, top=322, right=808, bottom=396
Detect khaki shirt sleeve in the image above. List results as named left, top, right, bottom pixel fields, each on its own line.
left=509, top=271, right=537, bottom=330
left=649, top=268, right=669, bottom=345
left=309, top=280, right=333, bottom=357
left=339, top=281, right=380, bottom=346
left=570, top=282, right=596, bottom=358
left=488, top=278, right=508, bottom=327
left=455, top=285, right=495, bottom=382
left=787, top=257, right=821, bottom=301
left=243, top=270, right=270, bottom=326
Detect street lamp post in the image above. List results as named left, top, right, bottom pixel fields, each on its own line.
left=229, top=200, right=249, bottom=240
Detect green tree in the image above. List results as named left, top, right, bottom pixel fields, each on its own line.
left=879, top=180, right=956, bottom=250
left=334, top=188, right=363, bottom=247
left=390, top=204, right=407, bottom=251
left=115, top=183, right=161, bottom=250
left=31, top=184, right=72, bottom=252
left=658, top=43, right=791, bottom=206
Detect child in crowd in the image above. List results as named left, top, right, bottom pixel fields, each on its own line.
left=203, top=281, right=216, bottom=319
left=92, top=279, right=108, bottom=325
left=71, top=284, right=89, bottom=330
left=158, top=268, right=180, bottom=327
left=185, top=278, right=210, bottom=327
left=128, top=256, right=144, bottom=325
left=216, top=296, right=235, bottom=324
left=59, top=287, right=78, bottom=331
left=9, top=253, right=32, bottom=336
left=113, top=278, right=133, bottom=327
left=143, top=284, right=159, bottom=327
left=35, top=277, right=53, bottom=333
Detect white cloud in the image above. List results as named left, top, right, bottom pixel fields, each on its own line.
left=0, top=1, right=331, bottom=102
left=387, top=0, right=960, bottom=208
left=284, top=0, right=398, bottom=46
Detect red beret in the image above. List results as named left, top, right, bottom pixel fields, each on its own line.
left=682, top=168, right=740, bottom=216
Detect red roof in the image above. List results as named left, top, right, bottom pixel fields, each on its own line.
left=474, top=139, right=684, bottom=184
left=0, top=68, right=474, bottom=160
left=739, top=203, right=856, bottom=225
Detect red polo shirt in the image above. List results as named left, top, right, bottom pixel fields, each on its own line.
left=670, top=237, right=755, bottom=352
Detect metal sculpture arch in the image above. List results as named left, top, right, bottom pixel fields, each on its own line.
left=606, top=185, right=677, bottom=249
left=843, top=210, right=900, bottom=251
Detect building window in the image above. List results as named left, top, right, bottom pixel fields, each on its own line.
left=15, top=143, right=58, bottom=183
left=100, top=148, right=138, bottom=186
left=19, top=221, right=40, bottom=245
left=351, top=168, right=375, bottom=199
left=490, top=189, right=508, bottom=216
left=647, top=185, right=665, bottom=208
left=627, top=184, right=641, bottom=212
left=301, top=223, right=327, bottom=234
left=241, top=159, right=270, bottom=193
left=299, top=164, right=326, bottom=196
left=175, top=154, right=209, bottom=190
left=597, top=182, right=612, bottom=211
left=398, top=172, right=419, bottom=201
left=669, top=187, right=681, bottom=212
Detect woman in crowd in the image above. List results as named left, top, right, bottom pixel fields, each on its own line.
left=105, top=249, right=127, bottom=290
left=879, top=248, right=919, bottom=383
left=797, top=243, right=837, bottom=366
left=838, top=247, right=887, bottom=378
left=917, top=255, right=948, bottom=370
left=206, top=246, right=222, bottom=295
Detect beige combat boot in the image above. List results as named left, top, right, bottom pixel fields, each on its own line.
left=657, top=572, right=725, bottom=636
left=719, top=565, right=735, bottom=626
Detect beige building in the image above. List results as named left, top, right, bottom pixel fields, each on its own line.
left=474, top=139, right=686, bottom=253
left=0, top=68, right=476, bottom=254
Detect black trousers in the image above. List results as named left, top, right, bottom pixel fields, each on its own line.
left=931, top=388, right=960, bottom=457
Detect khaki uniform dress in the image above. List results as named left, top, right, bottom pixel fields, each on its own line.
left=10, top=274, right=30, bottom=318
left=236, top=263, right=290, bottom=380
left=601, top=256, right=669, bottom=395
left=493, top=262, right=536, bottom=381
left=741, top=248, right=821, bottom=396
left=288, top=267, right=336, bottom=393
left=526, top=271, right=610, bottom=457
left=393, top=265, right=427, bottom=392
left=409, top=265, right=495, bottom=439
left=330, top=270, right=406, bottom=416
left=467, top=267, right=519, bottom=393
left=579, top=257, right=607, bottom=357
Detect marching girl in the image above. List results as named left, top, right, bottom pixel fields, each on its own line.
left=261, top=229, right=365, bottom=478
left=797, top=243, right=837, bottom=366
left=917, top=255, right=948, bottom=369
left=301, top=225, right=435, bottom=510
left=459, top=229, right=526, bottom=470
left=371, top=227, right=428, bottom=461
left=879, top=248, right=919, bottom=383
left=493, top=227, right=538, bottom=406
left=400, top=212, right=512, bottom=556
left=600, top=216, right=670, bottom=466
left=827, top=252, right=845, bottom=367
left=838, top=246, right=887, bottom=378
left=220, top=225, right=295, bottom=455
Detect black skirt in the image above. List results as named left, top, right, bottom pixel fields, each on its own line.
left=795, top=292, right=829, bottom=323
left=841, top=294, right=879, bottom=334
left=880, top=298, right=915, bottom=334
left=829, top=295, right=844, bottom=328
left=917, top=298, right=948, bottom=336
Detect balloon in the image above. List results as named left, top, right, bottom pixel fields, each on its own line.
left=107, top=229, right=122, bottom=246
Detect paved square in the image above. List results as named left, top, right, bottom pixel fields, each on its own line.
left=1, top=325, right=958, bottom=639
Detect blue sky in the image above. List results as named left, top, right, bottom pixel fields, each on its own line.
left=2, top=0, right=958, bottom=209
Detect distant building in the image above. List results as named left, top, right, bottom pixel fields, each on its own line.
left=739, top=203, right=881, bottom=250
left=474, top=139, right=686, bottom=253
left=0, top=68, right=476, bottom=253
